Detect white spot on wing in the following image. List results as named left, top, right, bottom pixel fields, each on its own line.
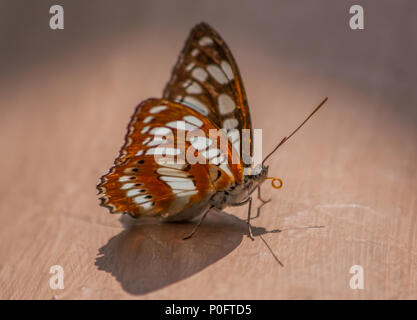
left=150, top=127, right=172, bottom=136
left=186, top=81, right=202, bottom=94
left=127, top=189, right=141, bottom=197
left=221, top=61, right=234, bottom=81
left=184, top=115, right=203, bottom=128
left=143, top=116, right=154, bottom=123
left=141, top=126, right=150, bottom=134
left=218, top=94, right=236, bottom=115
left=149, top=105, right=167, bottom=114
left=223, top=118, right=239, bottom=130
left=182, top=79, right=192, bottom=87
left=119, top=176, right=132, bottom=182
left=121, top=183, right=135, bottom=190
left=147, top=137, right=167, bottom=146
left=199, top=37, right=213, bottom=46
left=140, top=202, right=154, bottom=210
left=192, top=68, right=208, bottom=82
left=207, top=64, right=228, bottom=84
left=165, top=180, right=196, bottom=191
left=157, top=167, right=189, bottom=178
left=142, top=137, right=151, bottom=145
left=136, top=150, right=144, bottom=156
left=166, top=120, right=198, bottom=132
left=160, top=176, right=191, bottom=182
left=190, top=136, right=213, bottom=150
left=160, top=176, right=196, bottom=191
left=134, top=195, right=152, bottom=204
left=185, top=62, right=195, bottom=71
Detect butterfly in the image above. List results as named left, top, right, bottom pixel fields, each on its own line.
left=97, top=22, right=327, bottom=240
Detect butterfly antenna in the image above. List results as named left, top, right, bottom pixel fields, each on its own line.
left=262, top=97, right=328, bottom=165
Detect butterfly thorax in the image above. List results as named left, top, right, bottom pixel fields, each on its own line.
left=209, top=165, right=268, bottom=210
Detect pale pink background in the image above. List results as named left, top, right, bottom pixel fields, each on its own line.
left=0, top=1, right=416, bottom=299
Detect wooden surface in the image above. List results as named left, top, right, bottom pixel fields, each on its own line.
left=0, top=1, right=416, bottom=299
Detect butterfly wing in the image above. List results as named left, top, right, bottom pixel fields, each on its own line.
left=163, top=22, right=253, bottom=163
left=97, top=98, right=244, bottom=220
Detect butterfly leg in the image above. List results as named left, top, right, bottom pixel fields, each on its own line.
left=257, top=185, right=272, bottom=204
left=182, top=207, right=211, bottom=240
left=248, top=185, right=272, bottom=220
left=255, top=185, right=272, bottom=219
left=232, top=197, right=254, bottom=241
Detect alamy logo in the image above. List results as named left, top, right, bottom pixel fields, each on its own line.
left=146, top=127, right=263, bottom=175
left=49, top=5, right=64, bottom=30
left=349, top=5, right=364, bottom=30
left=349, top=265, right=364, bottom=290
left=49, top=265, right=64, bottom=290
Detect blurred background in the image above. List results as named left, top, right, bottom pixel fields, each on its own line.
left=0, top=1, right=416, bottom=299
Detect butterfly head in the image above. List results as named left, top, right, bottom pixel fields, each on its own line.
left=245, top=164, right=269, bottom=184
left=236, top=164, right=270, bottom=199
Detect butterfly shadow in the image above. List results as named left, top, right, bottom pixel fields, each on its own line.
left=95, top=211, right=271, bottom=295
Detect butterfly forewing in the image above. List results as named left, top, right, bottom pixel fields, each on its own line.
left=97, top=99, right=244, bottom=218
left=163, top=23, right=253, bottom=163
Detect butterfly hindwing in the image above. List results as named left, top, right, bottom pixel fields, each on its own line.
left=163, top=22, right=253, bottom=162
left=97, top=99, right=244, bottom=219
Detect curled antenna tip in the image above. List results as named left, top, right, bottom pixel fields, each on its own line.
left=266, top=177, right=283, bottom=189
